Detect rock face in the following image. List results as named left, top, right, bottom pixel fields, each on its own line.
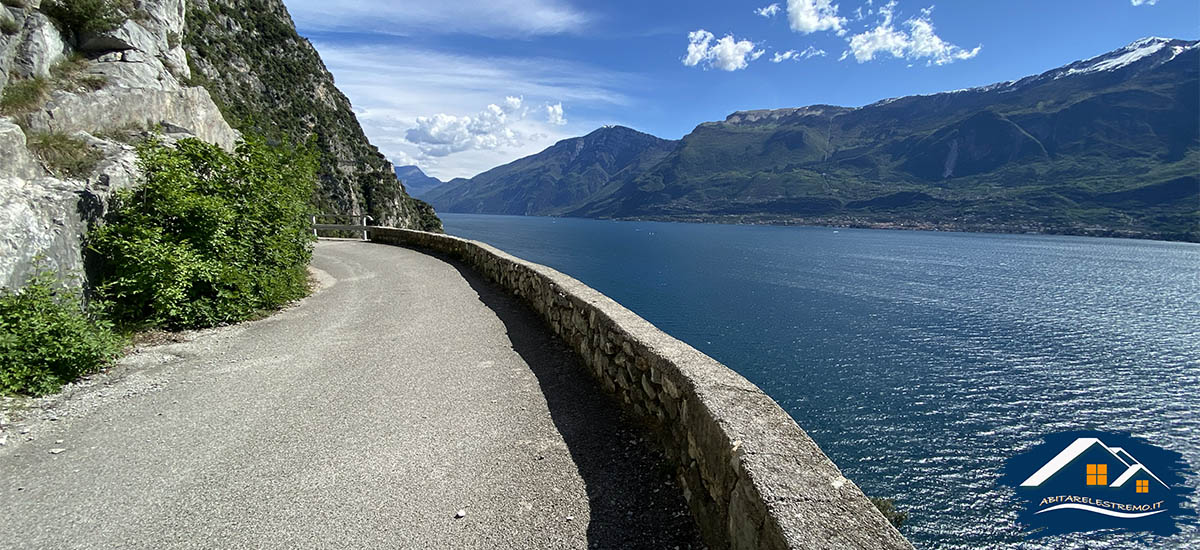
left=181, top=0, right=441, bottom=232
left=1, top=0, right=440, bottom=291
left=0, top=0, right=240, bottom=290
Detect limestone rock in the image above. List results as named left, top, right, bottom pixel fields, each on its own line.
left=11, top=12, right=64, bottom=79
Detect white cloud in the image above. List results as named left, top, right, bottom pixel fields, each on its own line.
left=546, top=103, right=567, bottom=125
left=771, top=46, right=827, bottom=62
left=786, top=0, right=847, bottom=35
left=683, top=29, right=764, bottom=71
left=756, top=3, right=782, bottom=17
left=405, top=99, right=527, bottom=157
left=846, top=2, right=980, bottom=65
left=1130, top=0, right=1158, bottom=5
left=311, top=42, right=635, bottom=179
left=283, top=0, right=588, bottom=37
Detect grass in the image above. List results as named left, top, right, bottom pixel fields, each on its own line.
left=50, top=52, right=107, bottom=92
left=0, top=77, right=49, bottom=115
left=27, top=132, right=105, bottom=179
left=0, top=55, right=107, bottom=117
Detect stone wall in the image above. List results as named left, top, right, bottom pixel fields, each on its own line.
left=369, top=227, right=913, bottom=550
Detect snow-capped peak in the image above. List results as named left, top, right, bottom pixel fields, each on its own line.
left=1063, top=37, right=1175, bottom=76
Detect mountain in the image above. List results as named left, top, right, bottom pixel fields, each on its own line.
left=182, top=0, right=441, bottom=232
left=434, top=38, right=1199, bottom=242
left=424, top=125, right=678, bottom=216
left=394, top=165, right=444, bottom=198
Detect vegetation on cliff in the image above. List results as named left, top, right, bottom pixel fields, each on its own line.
left=180, top=0, right=441, bottom=232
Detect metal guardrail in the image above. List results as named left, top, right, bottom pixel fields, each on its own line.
left=312, top=214, right=372, bottom=241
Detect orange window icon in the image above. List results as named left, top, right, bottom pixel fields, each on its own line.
left=1137, top=480, right=1149, bottom=493
left=1086, top=464, right=1108, bottom=485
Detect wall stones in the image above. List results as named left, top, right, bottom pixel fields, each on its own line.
left=369, top=227, right=912, bottom=550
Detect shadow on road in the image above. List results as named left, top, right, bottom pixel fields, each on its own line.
left=440, top=256, right=705, bottom=550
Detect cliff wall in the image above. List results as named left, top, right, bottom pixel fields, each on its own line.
left=0, top=0, right=440, bottom=290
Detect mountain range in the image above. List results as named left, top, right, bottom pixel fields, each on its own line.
left=421, top=37, right=1199, bottom=242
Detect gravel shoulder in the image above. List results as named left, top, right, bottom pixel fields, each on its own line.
left=0, top=240, right=702, bottom=549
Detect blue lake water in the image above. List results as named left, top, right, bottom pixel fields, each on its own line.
left=440, top=213, right=1200, bottom=549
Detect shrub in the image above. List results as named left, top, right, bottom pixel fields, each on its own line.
left=870, top=497, right=908, bottom=529
left=1, top=17, right=18, bottom=34
left=0, top=265, right=123, bottom=396
left=42, top=0, right=130, bottom=36
left=28, top=131, right=105, bottom=178
left=0, top=77, right=49, bottom=115
left=89, top=135, right=318, bottom=329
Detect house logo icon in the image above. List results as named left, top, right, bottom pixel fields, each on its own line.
left=1002, top=430, right=1194, bottom=538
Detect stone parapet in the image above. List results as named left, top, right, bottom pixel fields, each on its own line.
left=369, top=227, right=912, bottom=550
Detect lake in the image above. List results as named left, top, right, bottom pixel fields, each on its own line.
left=441, top=213, right=1200, bottom=549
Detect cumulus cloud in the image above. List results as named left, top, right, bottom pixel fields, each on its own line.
left=771, top=46, right=827, bottom=62
left=683, top=30, right=765, bottom=71
left=405, top=98, right=530, bottom=157
left=546, top=102, right=567, bottom=125
left=846, top=2, right=980, bottom=65
left=755, top=3, right=782, bottom=17
left=787, top=0, right=847, bottom=35
left=1130, top=0, right=1158, bottom=5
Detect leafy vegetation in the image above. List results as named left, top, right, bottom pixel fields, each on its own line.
left=0, top=264, right=123, bottom=396
left=870, top=497, right=908, bottom=530
left=88, top=135, right=318, bottom=329
left=181, top=0, right=441, bottom=232
left=42, top=0, right=131, bottom=36
left=27, top=131, right=105, bottom=178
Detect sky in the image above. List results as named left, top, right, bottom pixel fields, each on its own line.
left=280, top=0, right=1199, bottom=181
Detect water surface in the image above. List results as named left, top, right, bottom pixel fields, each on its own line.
left=442, top=213, right=1200, bottom=549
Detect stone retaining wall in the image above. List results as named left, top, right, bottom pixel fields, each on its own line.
left=369, top=227, right=912, bottom=550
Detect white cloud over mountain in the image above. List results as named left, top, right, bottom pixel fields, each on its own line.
left=845, top=2, right=981, bottom=65
left=546, top=103, right=567, bottom=125
left=683, top=30, right=765, bottom=71
left=311, top=42, right=636, bottom=179
left=1130, top=0, right=1159, bottom=5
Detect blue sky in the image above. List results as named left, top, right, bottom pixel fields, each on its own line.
left=281, top=0, right=1199, bottom=180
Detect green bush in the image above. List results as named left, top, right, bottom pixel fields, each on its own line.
left=89, top=135, right=318, bottom=329
left=42, top=0, right=130, bottom=36
left=0, top=266, right=123, bottom=396
left=28, top=132, right=105, bottom=179
left=870, top=497, right=908, bottom=529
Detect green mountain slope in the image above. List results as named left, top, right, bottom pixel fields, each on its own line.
left=597, top=37, right=1198, bottom=241
left=432, top=37, right=1198, bottom=242
left=425, top=126, right=677, bottom=216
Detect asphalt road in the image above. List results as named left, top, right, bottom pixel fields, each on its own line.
left=0, top=240, right=702, bottom=549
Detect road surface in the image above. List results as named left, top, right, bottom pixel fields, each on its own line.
left=0, top=240, right=701, bottom=549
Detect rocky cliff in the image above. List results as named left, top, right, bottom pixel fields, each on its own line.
left=0, top=0, right=439, bottom=291
left=181, top=0, right=441, bottom=232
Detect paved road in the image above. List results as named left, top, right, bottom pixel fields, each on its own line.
left=0, top=241, right=701, bottom=549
